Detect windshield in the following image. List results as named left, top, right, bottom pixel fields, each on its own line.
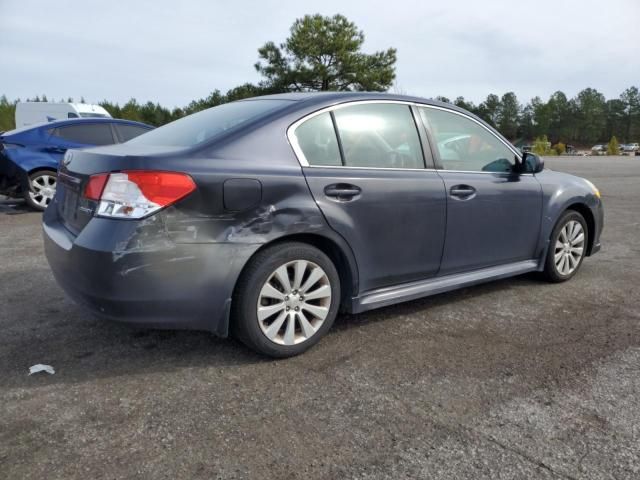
left=127, top=99, right=293, bottom=147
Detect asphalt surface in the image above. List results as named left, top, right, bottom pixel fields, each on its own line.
left=1, top=156, right=639, bottom=479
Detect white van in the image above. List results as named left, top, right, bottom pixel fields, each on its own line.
left=15, top=102, right=112, bottom=127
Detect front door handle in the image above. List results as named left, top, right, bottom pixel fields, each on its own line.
left=324, top=183, right=362, bottom=201
left=450, top=184, right=476, bottom=198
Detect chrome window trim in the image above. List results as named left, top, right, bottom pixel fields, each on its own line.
left=298, top=164, right=532, bottom=176
left=301, top=165, right=438, bottom=172
left=286, top=99, right=524, bottom=172
left=438, top=169, right=534, bottom=176
left=288, top=100, right=425, bottom=169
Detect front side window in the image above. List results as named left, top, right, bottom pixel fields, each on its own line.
left=333, top=104, right=424, bottom=169
left=293, top=112, right=342, bottom=166
left=419, top=107, right=516, bottom=173
left=53, top=123, right=115, bottom=145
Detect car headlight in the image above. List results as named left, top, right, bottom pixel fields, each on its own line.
left=584, top=179, right=601, bottom=199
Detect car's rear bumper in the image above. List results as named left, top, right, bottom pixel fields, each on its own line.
left=43, top=207, right=259, bottom=336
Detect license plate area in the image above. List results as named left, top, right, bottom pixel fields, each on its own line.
left=58, top=172, right=82, bottom=215
left=56, top=171, right=88, bottom=234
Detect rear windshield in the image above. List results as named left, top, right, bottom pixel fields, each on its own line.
left=127, top=99, right=293, bottom=147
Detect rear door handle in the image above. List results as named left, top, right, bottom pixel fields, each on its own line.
left=450, top=185, right=476, bottom=198
left=324, top=183, right=362, bottom=200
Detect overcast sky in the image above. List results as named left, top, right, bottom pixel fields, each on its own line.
left=1, top=0, right=638, bottom=108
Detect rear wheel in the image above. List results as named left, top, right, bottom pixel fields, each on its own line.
left=232, top=242, right=340, bottom=358
left=543, top=210, right=588, bottom=282
left=24, top=170, right=57, bottom=211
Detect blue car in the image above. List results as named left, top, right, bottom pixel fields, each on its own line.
left=0, top=118, right=153, bottom=210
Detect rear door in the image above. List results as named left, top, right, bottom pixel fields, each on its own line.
left=291, top=102, right=447, bottom=293
left=417, top=106, right=543, bottom=275
left=113, top=123, right=153, bottom=143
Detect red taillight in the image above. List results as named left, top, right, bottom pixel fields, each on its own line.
left=123, top=171, right=196, bottom=207
left=84, top=173, right=109, bottom=200
left=84, top=170, right=196, bottom=219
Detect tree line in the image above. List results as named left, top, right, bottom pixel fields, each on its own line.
left=436, top=87, right=640, bottom=146
left=1, top=13, right=638, bottom=146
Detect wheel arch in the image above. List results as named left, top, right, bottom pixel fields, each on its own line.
left=27, top=166, right=58, bottom=176
left=232, top=232, right=359, bottom=313
left=19, top=166, right=58, bottom=194
left=564, top=202, right=596, bottom=256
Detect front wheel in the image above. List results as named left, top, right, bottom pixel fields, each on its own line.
left=24, top=170, right=57, bottom=211
left=542, top=210, right=588, bottom=282
left=232, top=242, right=341, bottom=358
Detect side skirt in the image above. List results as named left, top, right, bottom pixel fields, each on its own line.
left=351, top=260, right=539, bottom=314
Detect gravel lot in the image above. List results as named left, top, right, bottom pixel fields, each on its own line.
left=1, top=156, right=639, bottom=479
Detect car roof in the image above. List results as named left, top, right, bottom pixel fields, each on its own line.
left=238, top=91, right=484, bottom=126
left=113, top=91, right=503, bottom=154
left=246, top=91, right=457, bottom=110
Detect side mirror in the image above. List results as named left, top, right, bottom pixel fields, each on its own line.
left=521, top=152, right=544, bottom=174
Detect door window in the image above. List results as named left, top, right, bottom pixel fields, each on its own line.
left=293, top=112, right=342, bottom=166
left=419, top=107, right=516, bottom=173
left=115, top=124, right=152, bottom=142
left=333, top=104, right=424, bottom=169
left=52, top=123, right=115, bottom=145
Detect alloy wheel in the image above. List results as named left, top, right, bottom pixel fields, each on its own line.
left=257, top=260, right=332, bottom=346
left=554, top=220, right=585, bottom=276
left=28, top=173, right=56, bottom=208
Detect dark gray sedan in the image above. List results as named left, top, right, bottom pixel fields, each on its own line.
left=43, top=92, right=603, bottom=357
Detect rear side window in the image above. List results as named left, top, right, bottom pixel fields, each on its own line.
left=115, top=124, right=151, bottom=142
left=127, top=99, right=292, bottom=147
left=293, top=112, right=342, bottom=166
left=333, top=104, right=424, bottom=169
left=52, top=124, right=115, bottom=145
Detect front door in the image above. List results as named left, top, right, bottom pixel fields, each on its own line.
left=417, top=106, right=543, bottom=275
left=290, top=103, right=447, bottom=292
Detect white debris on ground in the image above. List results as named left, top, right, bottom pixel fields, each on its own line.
left=28, top=364, right=55, bottom=375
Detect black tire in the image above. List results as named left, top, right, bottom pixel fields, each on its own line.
left=23, top=170, right=57, bottom=211
left=231, top=242, right=341, bottom=358
left=542, top=210, right=588, bottom=283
